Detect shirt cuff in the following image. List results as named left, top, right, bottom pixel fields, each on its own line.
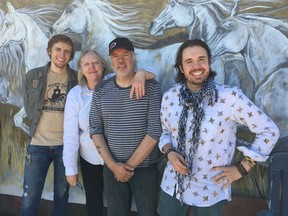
left=159, top=134, right=172, bottom=153
left=65, top=167, right=78, bottom=176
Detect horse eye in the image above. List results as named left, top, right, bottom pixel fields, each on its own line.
left=5, top=22, right=11, bottom=28
left=66, top=6, right=72, bottom=14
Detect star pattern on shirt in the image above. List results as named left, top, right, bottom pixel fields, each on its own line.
left=159, top=84, right=279, bottom=207
left=218, top=111, right=223, bottom=116
left=215, top=153, right=221, bottom=160
left=237, top=107, right=243, bottom=113
left=185, top=182, right=191, bottom=190
left=247, top=112, right=253, bottom=118
left=209, top=117, right=215, bottom=124
left=203, top=196, right=209, bottom=202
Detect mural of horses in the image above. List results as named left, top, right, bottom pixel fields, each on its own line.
left=0, top=0, right=287, bottom=209
left=208, top=14, right=288, bottom=135
left=0, top=6, right=25, bottom=108
left=150, top=0, right=233, bottom=41
left=51, top=0, right=182, bottom=92
left=0, top=2, right=62, bottom=71
left=0, top=2, right=62, bottom=133
left=149, top=0, right=254, bottom=97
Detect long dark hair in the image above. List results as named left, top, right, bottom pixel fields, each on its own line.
left=175, top=39, right=216, bottom=84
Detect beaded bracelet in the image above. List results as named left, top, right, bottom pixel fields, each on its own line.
left=235, top=162, right=248, bottom=177
left=243, top=156, right=257, bottom=168
left=164, top=148, right=175, bottom=159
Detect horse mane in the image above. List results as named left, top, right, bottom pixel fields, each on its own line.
left=0, top=8, right=5, bottom=28
left=237, top=6, right=288, bottom=37
left=16, top=4, right=62, bottom=38
left=0, top=4, right=60, bottom=99
left=91, top=0, right=156, bottom=47
left=0, top=45, right=25, bottom=97
left=185, top=0, right=233, bottom=14
left=0, top=8, right=4, bottom=17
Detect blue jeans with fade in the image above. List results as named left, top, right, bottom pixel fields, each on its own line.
left=103, top=163, right=159, bottom=216
left=20, top=145, right=69, bottom=216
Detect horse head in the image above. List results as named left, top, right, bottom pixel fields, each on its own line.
left=209, top=17, right=249, bottom=59
left=150, top=0, right=194, bottom=36
left=51, top=0, right=88, bottom=36
left=0, top=2, right=26, bottom=48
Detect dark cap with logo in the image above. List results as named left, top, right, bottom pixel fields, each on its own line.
left=108, top=37, right=134, bottom=55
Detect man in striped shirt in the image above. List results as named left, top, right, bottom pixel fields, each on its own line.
left=89, top=37, right=162, bottom=216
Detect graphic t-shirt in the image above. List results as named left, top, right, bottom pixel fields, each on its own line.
left=31, top=69, right=68, bottom=146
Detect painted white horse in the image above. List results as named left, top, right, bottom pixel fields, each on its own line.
left=149, top=0, right=253, bottom=97
left=208, top=14, right=288, bottom=134
left=0, top=2, right=62, bottom=134
left=150, top=0, right=233, bottom=41
left=0, top=6, right=25, bottom=108
left=0, top=2, right=61, bottom=72
left=52, top=0, right=181, bottom=92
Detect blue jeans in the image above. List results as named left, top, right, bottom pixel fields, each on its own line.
left=103, top=163, right=159, bottom=216
left=20, top=145, right=69, bottom=216
left=159, top=189, right=227, bottom=216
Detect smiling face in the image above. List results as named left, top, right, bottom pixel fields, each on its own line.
left=80, top=52, right=105, bottom=87
left=180, top=45, right=210, bottom=92
left=48, top=41, right=72, bottom=70
left=110, top=48, right=135, bottom=80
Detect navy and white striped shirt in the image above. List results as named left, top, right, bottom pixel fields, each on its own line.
left=89, top=76, right=162, bottom=167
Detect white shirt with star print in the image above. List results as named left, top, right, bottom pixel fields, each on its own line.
left=159, top=83, right=280, bottom=207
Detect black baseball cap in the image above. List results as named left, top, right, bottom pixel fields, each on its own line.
left=108, top=37, right=134, bottom=55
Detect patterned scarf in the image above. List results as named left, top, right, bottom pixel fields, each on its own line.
left=176, top=78, right=218, bottom=203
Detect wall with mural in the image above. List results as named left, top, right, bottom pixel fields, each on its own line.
left=0, top=0, right=287, bottom=204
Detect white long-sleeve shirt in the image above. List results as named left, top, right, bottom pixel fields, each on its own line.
left=63, top=85, right=104, bottom=176
left=159, top=83, right=280, bottom=207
